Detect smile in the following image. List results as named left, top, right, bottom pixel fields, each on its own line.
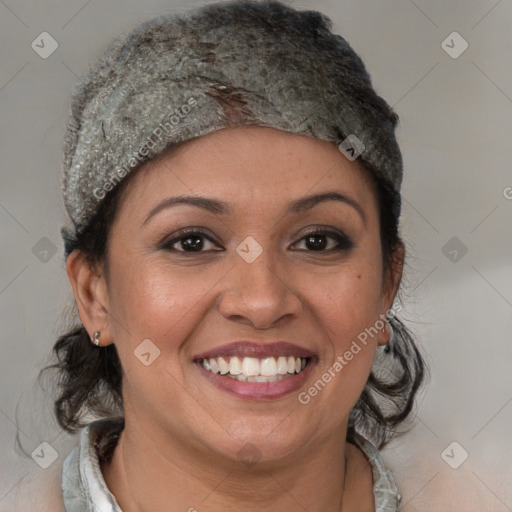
left=194, top=341, right=317, bottom=400
left=201, top=355, right=309, bottom=382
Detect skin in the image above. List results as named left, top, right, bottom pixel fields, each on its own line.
left=67, top=125, right=404, bottom=512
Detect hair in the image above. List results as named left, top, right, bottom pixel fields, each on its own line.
left=44, top=132, right=427, bottom=450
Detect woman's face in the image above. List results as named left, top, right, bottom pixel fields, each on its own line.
left=88, top=126, right=402, bottom=465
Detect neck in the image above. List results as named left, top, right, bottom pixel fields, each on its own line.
left=102, top=417, right=358, bottom=512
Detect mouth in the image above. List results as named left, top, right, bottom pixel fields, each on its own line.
left=193, top=341, right=317, bottom=400
left=199, top=355, right=310, bottom=382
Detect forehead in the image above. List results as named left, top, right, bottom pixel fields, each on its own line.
left=116, top=126, right=378, bottom=220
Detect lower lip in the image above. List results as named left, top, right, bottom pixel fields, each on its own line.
left=196, top=360, right=316, bottom=400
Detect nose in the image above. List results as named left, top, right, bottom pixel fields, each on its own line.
left=218, top=250, right=303, bottom=330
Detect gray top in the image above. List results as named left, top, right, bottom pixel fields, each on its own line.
left=61, top=417, right=402, bottom=511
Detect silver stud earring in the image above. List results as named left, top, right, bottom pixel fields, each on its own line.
left=93, top=331, right=100, bottom=346
left=384, top=321, right=394, bottom=353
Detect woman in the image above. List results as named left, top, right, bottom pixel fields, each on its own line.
left=49, top=1, right=426, bottom=510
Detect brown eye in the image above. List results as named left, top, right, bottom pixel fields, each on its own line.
left=162, top=229, right=221, bottom=253
left=294, top=229, right=354, bottom=252
left=304, top=234, right=329, bottom=251
left=175, top=234, right=207, bottom=252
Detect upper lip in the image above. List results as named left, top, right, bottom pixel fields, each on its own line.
left=194, top=341, right=316, bottom=360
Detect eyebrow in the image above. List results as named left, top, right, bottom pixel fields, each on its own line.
left=142, top=190, right=366, bottom=227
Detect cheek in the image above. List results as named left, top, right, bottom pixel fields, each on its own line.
left=300, top=256, right=383, bottom=397
left=307, top=259, right=383, bottom=343
left=105, top=260, right=214, bottom=413
left=107, top=259, right=217, bottom=354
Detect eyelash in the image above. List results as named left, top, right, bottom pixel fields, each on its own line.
left=160, top=227, right=354, bottom=254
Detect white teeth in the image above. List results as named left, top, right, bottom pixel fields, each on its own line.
left=245, top=375, right=287, bottom=383
left=201, top=355, right=308, bottom=379
left=242, top=357, right=260, bottom=376
left=260, top=357, right=277, bottom=376
left=218, top=356, right=229, bottom=375
left=209, top=358, right=219, bottom=374
left=276, top=356, right=288, bottom=375
left=229, top=356, right=242, bottom=375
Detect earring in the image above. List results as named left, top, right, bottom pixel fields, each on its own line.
left=93, top=331, right=100, bottom=346
left=383, top=321, right=394, bottom=353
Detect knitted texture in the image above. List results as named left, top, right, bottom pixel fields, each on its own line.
left=61, top=0, right=403, bottom=252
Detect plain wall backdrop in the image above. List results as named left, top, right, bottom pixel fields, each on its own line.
left=1, top=0, right=511, bottom=510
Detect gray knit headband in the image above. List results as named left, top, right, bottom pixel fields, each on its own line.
left=61, top=0, right=403, bottom=256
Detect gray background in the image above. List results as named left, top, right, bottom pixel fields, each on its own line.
left=1, top=0, right=511, bottom=510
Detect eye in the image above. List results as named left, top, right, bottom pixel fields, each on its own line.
left=160, top=227, right=354, bottom=254
left=161, top=228, right=221, bottom=253
left=292, top=229, right=354, bottom=252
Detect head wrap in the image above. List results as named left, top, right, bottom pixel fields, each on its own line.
left=61, top=0, right=403, bottom=256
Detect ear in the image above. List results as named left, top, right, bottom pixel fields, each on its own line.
left=377, top=240, right=405, bottom=346
left=65, top=250, right=113, bottom=346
